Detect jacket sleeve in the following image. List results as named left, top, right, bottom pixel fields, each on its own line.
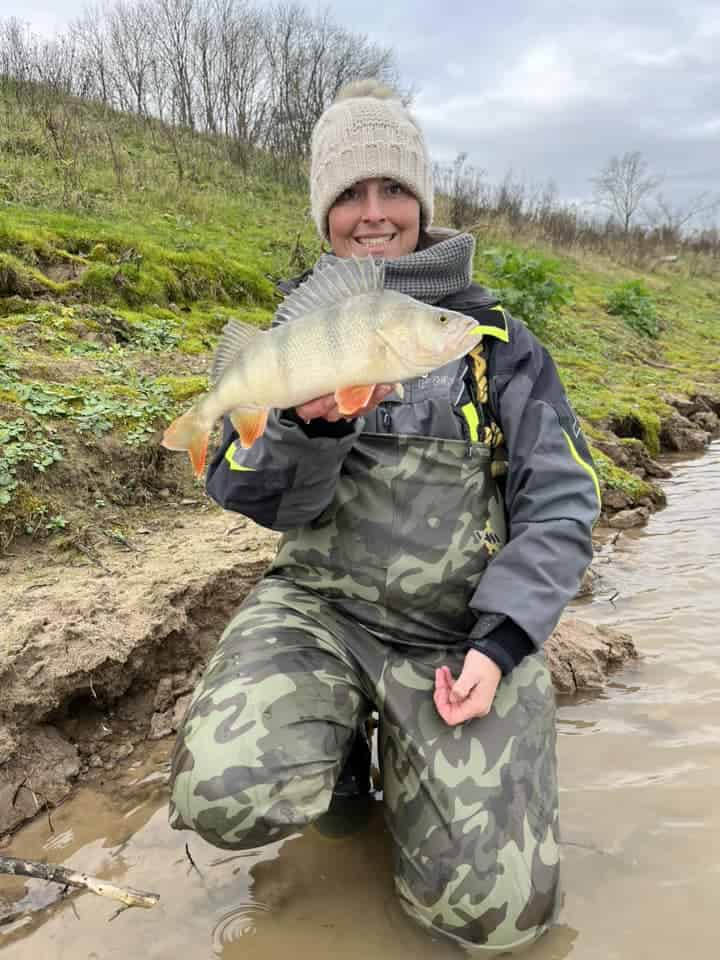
left=468, top=316, right=601, bottom=651
left=205, top=408, right=364, bottom=530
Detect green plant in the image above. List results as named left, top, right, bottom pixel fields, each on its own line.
left=15, top=381, right=79, bottom=418
left=129, top=316, right=181, bottom=351
left=605, top=280, right=659, bottom=338
left=0, top=339, right=21, bottom=385
left=73, top=394, right=126, bottom=434
left=45, top=513, right=68, bottom=532
left=480, top=248, right=573, bottom=336
left=0, top=419, right=64, bottom=506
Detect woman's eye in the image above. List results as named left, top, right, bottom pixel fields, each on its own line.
left=386, top=181, right=405, bottom=195
left=336, top=187, right=357, bottom=203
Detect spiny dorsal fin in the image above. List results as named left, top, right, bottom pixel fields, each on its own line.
left=277, top=256, right=385, bottom=324
left=211, top=319, right=264, bottom=384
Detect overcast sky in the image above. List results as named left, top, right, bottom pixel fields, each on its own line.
left=3, top=0, right=719, bottom=218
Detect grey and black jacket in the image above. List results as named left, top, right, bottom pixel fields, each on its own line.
left=206, top=279, right=600, bottom=673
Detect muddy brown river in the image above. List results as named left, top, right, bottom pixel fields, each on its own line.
left=2, top=442, right=719, bottom=959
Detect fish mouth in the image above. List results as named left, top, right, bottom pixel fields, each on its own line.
left=460, top=324, right=484, bottom=350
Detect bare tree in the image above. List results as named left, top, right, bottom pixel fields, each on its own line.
left=152, top=0, right=196, bottom=128
left=647, top=190, right=720, bottom=235
left=217, top=0, right=268, bottom=167
left=590, top=150, right=663, bottom=233
left=433, top=152, right=489, bottom=228
left=494, top=171, right=526, bottom=224
left=71, top=8, right=113, bottom=106
left=108, top=1, right=155, bottom=117
left=0, top=18, right=36, bottom=92
left=191, top=1, right=220, bottom=133
left=262, top=1, right=398, bottom=173
left=34, top=34, right=80, bottom=96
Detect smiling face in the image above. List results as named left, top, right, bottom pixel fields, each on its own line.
left=327, top=178, right=421, bottom=260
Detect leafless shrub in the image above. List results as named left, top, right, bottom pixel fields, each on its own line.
left=590, top=151, right=663, bottom=234
left=432, top=153, right=489, bottom=229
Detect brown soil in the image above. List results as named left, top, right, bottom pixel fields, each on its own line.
left=0, top=389, right=718, bottom=840
left=1, top=500, right=275, bottom=837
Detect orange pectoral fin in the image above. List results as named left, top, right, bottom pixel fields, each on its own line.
left=334, top=384, right=375, bottom=416
left=230, top=407, right=269, bottom=448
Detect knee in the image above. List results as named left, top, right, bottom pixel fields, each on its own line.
left=168, top=773, right=298, bottom=850
left=168, top=724, right=334, bottom=849
left=397, top=857, right=560, bottom=951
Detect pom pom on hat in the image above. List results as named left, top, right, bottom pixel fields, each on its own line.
left=334, top=79, right=398, bottom=101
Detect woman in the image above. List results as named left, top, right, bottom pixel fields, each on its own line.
left=169, top=80, right=600, bottom=953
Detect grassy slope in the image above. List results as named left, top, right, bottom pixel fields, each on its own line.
left=1, top=83, right=719, bottom=551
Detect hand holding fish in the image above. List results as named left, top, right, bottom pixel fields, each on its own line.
left=433, top=650, right=502, bottom=726
left=296, top=383, right=396, bottom=422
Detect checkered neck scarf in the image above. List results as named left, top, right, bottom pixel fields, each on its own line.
left=319, top=230, right=475, bottom=304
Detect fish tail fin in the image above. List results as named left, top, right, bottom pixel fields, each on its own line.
left=161, top=408, right=210, bottom=478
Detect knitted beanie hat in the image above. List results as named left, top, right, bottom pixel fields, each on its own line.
left=310, top=80, right=434, bottom=241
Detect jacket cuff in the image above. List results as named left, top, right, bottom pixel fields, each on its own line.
left=469, top=618, right=535, bottom=675
left=280, top=408, right=358, bottom=439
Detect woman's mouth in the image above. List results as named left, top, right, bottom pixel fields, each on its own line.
left=353, top=234, right=396, bottom=249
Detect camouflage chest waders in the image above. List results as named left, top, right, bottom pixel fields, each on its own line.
left=169, top=429, right=560, bottom=953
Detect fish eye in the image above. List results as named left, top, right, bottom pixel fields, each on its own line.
left=438, top=315, right=448, bottom=324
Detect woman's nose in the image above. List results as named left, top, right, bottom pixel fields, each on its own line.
left=360, top=188, right=385, bottom=221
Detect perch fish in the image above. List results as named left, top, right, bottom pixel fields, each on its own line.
left=161, top=256, right=484, bottom=476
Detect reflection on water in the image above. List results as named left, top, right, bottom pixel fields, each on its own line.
left=1, top=443, right=719, bottom=959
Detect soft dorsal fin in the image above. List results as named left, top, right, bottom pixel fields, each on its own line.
left=277, top=256, right=385, bottom=323
left=211, top=319, right=264, bottom=384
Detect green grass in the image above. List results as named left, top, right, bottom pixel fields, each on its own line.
left=504, top=243, right=720, bottom=456
left=0, top=78, right=719, bottom=548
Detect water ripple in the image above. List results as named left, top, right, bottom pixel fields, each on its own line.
left=211, top=902, right=271, bottom=953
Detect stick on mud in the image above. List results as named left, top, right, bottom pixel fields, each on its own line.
left=0, top=856, right=160, bottom=910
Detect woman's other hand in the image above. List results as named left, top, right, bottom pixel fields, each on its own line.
left=295, top=383, right=395, bottom=423
left=434, top=650, right=502, bottom=726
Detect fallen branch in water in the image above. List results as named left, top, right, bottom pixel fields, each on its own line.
left=0, top=856, right=159, bottom=910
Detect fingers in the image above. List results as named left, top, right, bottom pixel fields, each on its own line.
left=438, top=698, right=479, bottom=726
left=433, top=667, right=452, bottom=721
left=435, top=687, right=493, bottom=726
left=434, top=656, right=501, bottom=727
left=295, top=394, right=337, bottom=422
left=434, top=665, right=475, bottom=726
left=295, top=384, right=395, bottom=423
left=449, top=673, right=475, bottom=704
left=434, top=666, right=450, bottom=697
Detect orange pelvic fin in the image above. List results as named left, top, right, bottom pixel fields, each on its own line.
left=230, top=407, right=269, bottom=448
left=161, top=408, right=210, bottom=478
left=334, top=384, right=375, bottom=416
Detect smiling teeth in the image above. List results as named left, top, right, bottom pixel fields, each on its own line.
left=357, top=237, right=393, bottom=246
